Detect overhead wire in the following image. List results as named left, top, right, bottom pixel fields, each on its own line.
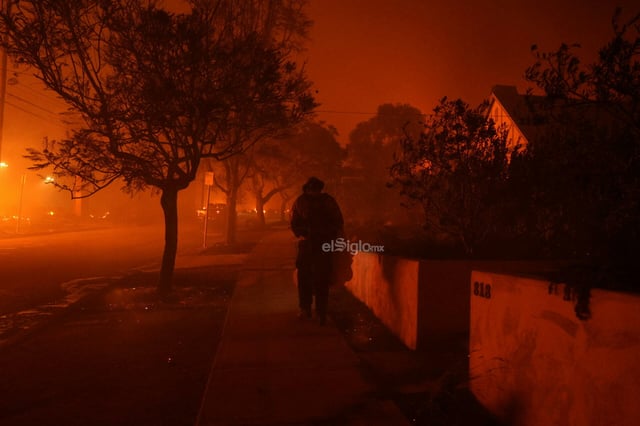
left=10, top=85, right=66, bottom=111
left=7, top=92, right=64, bottom=119
left=5, top=100, right=70, bottom=131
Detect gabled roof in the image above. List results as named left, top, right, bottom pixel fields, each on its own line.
left=489, top=85, right=547, bottom=144
left=489, top=85, right=622, bottom=146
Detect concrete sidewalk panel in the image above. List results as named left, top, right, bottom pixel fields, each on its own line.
left=200, top=366, right=373, bottom=425
left=213, top=327, right=363, bottom=370
left=197, top=230, right=410, bottom=425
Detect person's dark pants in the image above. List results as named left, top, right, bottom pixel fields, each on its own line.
left=296, top=240, right=332, bottom=319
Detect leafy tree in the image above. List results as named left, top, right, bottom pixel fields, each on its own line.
left=0, top=0, right=314, bottom=292
left=201, top=0, right=314, bottom=244
left=344, top=103, right=423, bottom=227
left=390, top=98, right=511, bottom=255
left=247, top=121, right=344, bottom=227
left=526, top=9, right=639, bottom=135
left=522, top=8, right=640, bottom=289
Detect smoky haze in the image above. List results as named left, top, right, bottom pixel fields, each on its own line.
left=1, top=0, right=638, bottom=252
left=305, top=0, right=639, bottom=144
left=2, top=0, right=637, bottom=232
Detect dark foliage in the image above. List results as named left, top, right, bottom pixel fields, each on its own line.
left=390, top=98, right=512, bottom=256
left=524, top=9, right=640, bottom=291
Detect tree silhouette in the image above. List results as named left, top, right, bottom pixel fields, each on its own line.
left=526, top=9, right=639, bottom=135
left=523, top=8, right=640, bottom=289
left=197, top=0, right=314, bottom=244
left=248, top=121, right=344, bottom=227
left=344, top=103, right=423, bottom=227
left=0, top=0, right=314, bottom=292
left=390, top=98, right=510, bottom=255
left=209, top=151, right=252, bottom=244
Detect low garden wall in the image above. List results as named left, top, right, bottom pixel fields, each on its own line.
left=344, top=252, right=559, bottom=350
left=345, top=253, right=420, bottom=349
left=470, top=270, right=640, bottom=426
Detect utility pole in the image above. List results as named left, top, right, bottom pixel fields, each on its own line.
left=0, top=0, right=11, bottom=166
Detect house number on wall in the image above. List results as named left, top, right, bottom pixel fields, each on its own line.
left=473, top=281, right=492, bottom=299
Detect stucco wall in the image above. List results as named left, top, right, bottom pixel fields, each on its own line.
left=345, top=254, right=561, bottom=350
left=345, top=253, right=419, bottom=349
left=417, top=260, right=473, bottom=346
left=470, top=270, right=640, bottom=426
left=344, top=255, right=477, bottom=350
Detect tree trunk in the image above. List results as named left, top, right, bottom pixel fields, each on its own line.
left=255, top=193, right=266, bottom=228
left=280, top=197, right=288, bottom=222
left=225, top=188, right=238, bottom=245
left=159, top=187, right=179, bottom=294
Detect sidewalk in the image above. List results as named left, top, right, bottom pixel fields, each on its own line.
left=196, top=229, right=410, bottom=425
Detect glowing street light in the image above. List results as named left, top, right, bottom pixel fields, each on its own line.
left=0, top=162, right=7, bottom=168
left=44, top=176, right=55, bottom=183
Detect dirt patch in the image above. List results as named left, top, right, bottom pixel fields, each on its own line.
left=0, top=266, right=236, bottom=426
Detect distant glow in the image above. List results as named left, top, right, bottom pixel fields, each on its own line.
left=44, top=176, right=55, bottom=183
left=47, top=211, right=55, bottom=216
left=0, top=162, right=8, bottom=168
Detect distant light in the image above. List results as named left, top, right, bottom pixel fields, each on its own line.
left=48, top=211, right=55, bottom=216
left=44, top=176, right=55, bottom=183
left=0, top=162, right=8, bottom=168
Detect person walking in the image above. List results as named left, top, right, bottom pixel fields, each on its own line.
left=290, top=177, right=343, bottom=325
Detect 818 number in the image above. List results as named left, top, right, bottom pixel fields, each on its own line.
left=473, top=281, right=492, bottom=299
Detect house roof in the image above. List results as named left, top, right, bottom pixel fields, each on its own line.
left=489, top=85, right=622, bottom=145
left=489, top=85, right=547, bottom=144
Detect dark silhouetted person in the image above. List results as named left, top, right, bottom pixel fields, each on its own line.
left=290, top=177, right=343, bottom=325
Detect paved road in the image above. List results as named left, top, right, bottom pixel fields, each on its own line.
left=0, top=223, right=216, bottom=316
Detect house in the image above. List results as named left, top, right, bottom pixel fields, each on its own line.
left=487, top=85, right=545, bottom=152
left=488, top=84, right=623, bottom=150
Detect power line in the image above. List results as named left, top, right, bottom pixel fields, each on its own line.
left=5, top=100, right=69, bottom=131
left=1, top=66, right=68, bottom=108
left=7, top=92, right=63, bottom=119
left=316, top=109, right=378, bottom=116
left=10, top=83, right=65, bottom=108
left=316, top=109, right=538, bottom=125
left=315, top=109, right=431, bottom=118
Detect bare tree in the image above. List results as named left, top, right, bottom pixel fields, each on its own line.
left=0, top=0, right=315, bottom=292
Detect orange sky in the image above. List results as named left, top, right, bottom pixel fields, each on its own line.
left=1, top=0, right=638, bottom=216
left=3, top=0, right=638, bottom=153
left=304, top=0, right=639, bottom=143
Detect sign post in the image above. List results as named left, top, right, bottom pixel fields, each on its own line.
left=202, top=172, right=214, bottom=248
